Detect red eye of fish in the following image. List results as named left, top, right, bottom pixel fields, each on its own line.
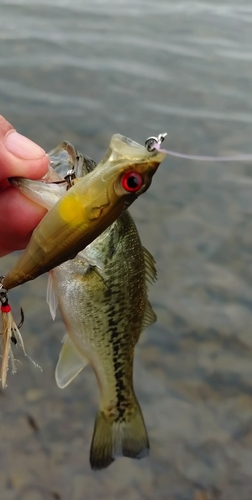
left=121, top=172, right=143, bottom=192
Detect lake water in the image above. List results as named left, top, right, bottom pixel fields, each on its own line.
left=1, top=1, right=252, bottom=499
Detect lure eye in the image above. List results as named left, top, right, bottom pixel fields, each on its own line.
left=121, top=172, right=143, bottom=192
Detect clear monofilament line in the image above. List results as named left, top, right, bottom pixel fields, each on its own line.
left=145, top=134, right=252, bottom=162
left=155, top=144, right=252, bottom=162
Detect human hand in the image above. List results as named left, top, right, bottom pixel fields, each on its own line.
left=0, top=116, right=49, bottom=257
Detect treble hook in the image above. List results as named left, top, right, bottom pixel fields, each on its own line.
left=64, top=169, right=76, bottom=190
left=17, top=308, right=24, bottom=329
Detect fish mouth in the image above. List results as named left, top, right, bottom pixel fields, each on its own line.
left=9, top=176, right=67, bottom=210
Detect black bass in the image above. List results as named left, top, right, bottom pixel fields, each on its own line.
left=13, top=140, right=159, bottom=470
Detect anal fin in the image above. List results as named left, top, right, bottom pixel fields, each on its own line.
left=55, top=335, right=89, bottom=388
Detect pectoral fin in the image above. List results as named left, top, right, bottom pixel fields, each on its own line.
left=78, top=247, right=104, bottom=271
left=55, top=336, right=89, bottom=388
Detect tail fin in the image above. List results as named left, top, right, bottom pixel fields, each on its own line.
left=90, top=401, right=149, bottom=470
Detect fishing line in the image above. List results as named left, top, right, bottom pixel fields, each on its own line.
left=145, top=133, right=252, bottom=162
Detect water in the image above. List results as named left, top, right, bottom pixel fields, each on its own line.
left=1, top=1, right=252, bottom=499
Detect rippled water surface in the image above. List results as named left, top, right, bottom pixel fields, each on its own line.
left=1, top=1, right=252, bottom=499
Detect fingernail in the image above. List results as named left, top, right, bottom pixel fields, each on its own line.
left=5, top=131, right=45, bottom=160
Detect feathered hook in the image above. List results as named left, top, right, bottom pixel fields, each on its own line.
left=0, top=277, right=40, bottom=388
left=0, top=278, right=16, bottom=387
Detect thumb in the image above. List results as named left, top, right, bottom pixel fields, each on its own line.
left=0, top=116, right=49, bottom=184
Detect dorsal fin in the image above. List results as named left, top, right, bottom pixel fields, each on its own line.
left=143, top=247, right=157, bottom=285
left=141, top=300, right=157, bottom=331
left=55, top=336, right=89, bottom=388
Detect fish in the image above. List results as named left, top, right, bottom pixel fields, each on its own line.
left=2, top=134, right=166, bottom=291
left=12, top=140, right=159, bottom=470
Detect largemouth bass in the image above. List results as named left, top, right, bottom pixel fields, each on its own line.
left=13, top=141, right=159, bottom=470
left=2, top=134, right=166, bottom=291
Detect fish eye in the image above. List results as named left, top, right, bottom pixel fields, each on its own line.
left=121, top=172, right=143, bottom=192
